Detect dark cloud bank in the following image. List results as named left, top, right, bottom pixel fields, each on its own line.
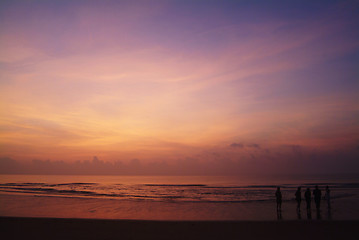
left=1, top=145, right=359, bottom=175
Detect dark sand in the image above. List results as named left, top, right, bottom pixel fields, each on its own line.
left=1, top=217, right=358, bottom=240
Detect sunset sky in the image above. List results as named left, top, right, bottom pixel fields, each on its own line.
left=0, top=0, right=358, bottom=175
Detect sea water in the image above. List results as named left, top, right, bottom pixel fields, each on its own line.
left=1, top=174, right=358, bottom=220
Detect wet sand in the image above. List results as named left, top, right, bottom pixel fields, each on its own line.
left=3, top=193, right=357, bottom=221
left=1, top=216, right=359, bottom=240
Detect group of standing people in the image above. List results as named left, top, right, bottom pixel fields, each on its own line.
left=275, top=185, right=331, bottom=213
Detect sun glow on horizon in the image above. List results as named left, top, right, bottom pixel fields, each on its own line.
left=0, top=0, right=358, bottom=174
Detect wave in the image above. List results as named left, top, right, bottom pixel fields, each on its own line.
left=203, top=185, right=278, bottom=189
left=48, top=183, right=97, bottom=187
left=144, top=184, right=207, bottom=187
left=1, top=181, right=358, bottom=203
left=2, top=182, right=359, bottom=189
left=0, top=182, right=97, bottom=187
left=0, top=186, right=94, bottom=195
left=1, top=183, right=47, bottom=187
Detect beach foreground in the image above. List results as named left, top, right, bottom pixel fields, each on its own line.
left=1, top=217, right=358, bottom=240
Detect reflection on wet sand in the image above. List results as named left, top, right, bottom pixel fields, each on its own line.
left=306, top=208, right=312, bottom=220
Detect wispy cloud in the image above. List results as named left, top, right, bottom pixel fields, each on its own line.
left=230, top=143, right=244, bottom=149
left=0, top=1, right=358, bottom=173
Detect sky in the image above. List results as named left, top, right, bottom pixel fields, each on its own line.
left=0, top=0, right=358, bottom=175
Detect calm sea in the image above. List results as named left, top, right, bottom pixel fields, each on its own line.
left=1, top=174, right=358, bottom=203
left=1, top=174, right=359, bottom=220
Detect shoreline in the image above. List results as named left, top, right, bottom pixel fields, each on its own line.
left=1, top=193, right=343, bottom=221
left=1, top=216, right=359, bottom=240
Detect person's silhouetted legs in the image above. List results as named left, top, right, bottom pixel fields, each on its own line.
left=305, top=188, right=311, bottom=210
left=297, top=209, right=301, bottom=220
left=316, top=209, right=321, bottom=220
left=313, top=185, right=322, bottom=212
left=325, top=186, right=331, bottom=210
left=275, top=187, right=282, bottom=212
left=295, top=187, right=301, bottom=212
left=306, top=208, right=312, bottom=220
left=277, top=210, right=282, bottom=220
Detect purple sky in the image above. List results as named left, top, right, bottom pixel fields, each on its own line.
left=0, top=0, right=358, bottom=175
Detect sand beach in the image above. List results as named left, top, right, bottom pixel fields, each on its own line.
left=1, top=175, right=359, bottom=239
left=1, top=216, right=359, bottom=240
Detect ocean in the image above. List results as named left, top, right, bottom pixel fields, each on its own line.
left=1, top=174, right=359, bottom=220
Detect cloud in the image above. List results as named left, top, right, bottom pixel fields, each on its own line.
left=2, top=143, right=359, bottom=175
left=229, top=143, right=260, bottom=149
left=0, top=157, right=21, bottom=173
left=230, top=143, right=244, bottom=148
left=0, top=0, right=358, bottom=169
left=247, top=143, right=261, bottom=149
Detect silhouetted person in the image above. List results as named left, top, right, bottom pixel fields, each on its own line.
left=313, top=185, right=322, bottom=210
left=305, top=188, right=311, bottom=210
left=295, top=187, right=301, bottom=212
left=325, top=185, right=331, bottom=209
left=275, top=187, right=282, bottom=212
